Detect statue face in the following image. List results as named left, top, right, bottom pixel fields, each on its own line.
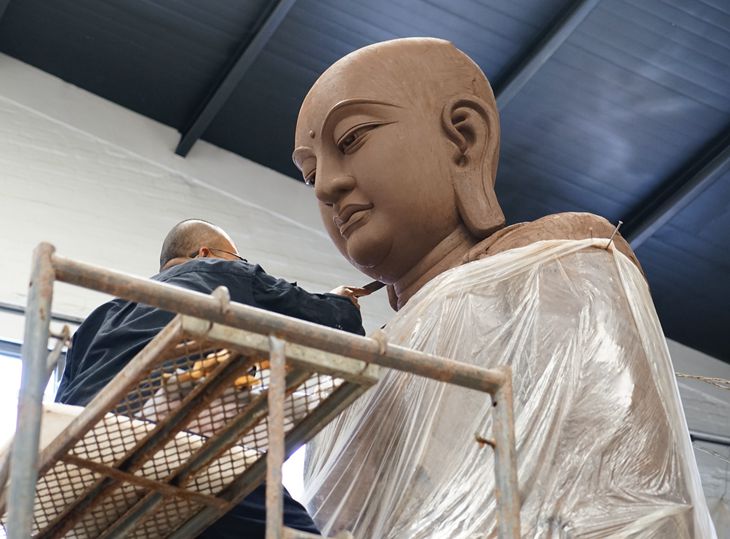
left=294, top=94, right=461, bottom=283
left=294, top=39, right=505, bottom=287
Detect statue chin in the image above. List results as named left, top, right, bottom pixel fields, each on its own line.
left=344, top=235, right=393, bottom=280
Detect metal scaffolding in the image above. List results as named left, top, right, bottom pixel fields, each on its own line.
left=0, top=243, right=520, bottom=538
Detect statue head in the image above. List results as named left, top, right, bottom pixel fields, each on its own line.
left=294, top=38, right=505, bottom=293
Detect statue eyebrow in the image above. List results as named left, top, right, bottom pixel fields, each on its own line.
left=292, top=146, right=314, bottom=170
left=321, top=98, right=402, bottom=133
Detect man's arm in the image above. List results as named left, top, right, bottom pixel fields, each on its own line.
left=249, top=266, right=365, bottom=335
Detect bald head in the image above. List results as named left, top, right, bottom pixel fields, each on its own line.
left=297, top=38, right=499, bottom=179
left=307, top=38, right=493, bottom=104
left=159, top=219, right=237, bottom=270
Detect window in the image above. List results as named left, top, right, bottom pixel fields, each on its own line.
left=0, top=340, right=62, bottom=448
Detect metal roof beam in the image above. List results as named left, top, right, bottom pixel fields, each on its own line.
left=495, top=0, right=601, bottom=109
left=690, top=429, right=730, bottom=448
left=175, top=0, right=297, bottom=157
left=0, top=0, right=11, bottom=22
left=0, top=300, right=84, bottom=325
left=624, top=128, right=730, bottom=249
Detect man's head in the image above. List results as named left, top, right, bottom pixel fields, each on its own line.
left=293, top=38, right=505, bottom=284
left=159, top=219, right=241, bottom=271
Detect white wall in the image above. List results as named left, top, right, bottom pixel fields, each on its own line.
left=0, top=52, right=392, bottom=334
left=1, top=53, right=728, bottom=533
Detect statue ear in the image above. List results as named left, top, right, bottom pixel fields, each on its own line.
left=441, top=96, right=505, bottom=238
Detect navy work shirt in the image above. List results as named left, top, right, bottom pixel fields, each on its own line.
left=56, top=258, right=365, bottom=537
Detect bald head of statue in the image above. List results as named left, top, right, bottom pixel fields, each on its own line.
left=159, top=219, right=241, bottom=271
left=293, top=38, right=505, bottom=306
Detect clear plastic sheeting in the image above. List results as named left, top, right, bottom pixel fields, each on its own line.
left=303, top=239, right=716, bottom=538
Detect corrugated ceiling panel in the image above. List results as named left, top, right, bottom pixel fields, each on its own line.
left=203, top=0, right=573, bottom=178
left=638, top=169, right=730, bottom=361
left=496, top=0, right=730, bottom=224
left=0, top=0, right=269, bottom=129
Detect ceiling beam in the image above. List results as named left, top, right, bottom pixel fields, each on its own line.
left=0, top=300, right=84, bottom=326
left=494, top=0, right=601, bottom=109
left=623, top=128, right=730, bottom=250
left=690, top=429, right=730, bottom=448
left=0, top=0, right=11, bottom=22
left=175, top=0, right=297, bottom=157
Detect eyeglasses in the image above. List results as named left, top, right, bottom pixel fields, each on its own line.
left=189, top=247, right=247, bottom=263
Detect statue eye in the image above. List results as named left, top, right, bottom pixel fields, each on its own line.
left=304, top=171, right=316, bottom=187
left=338, top=124, right=378, bottom=154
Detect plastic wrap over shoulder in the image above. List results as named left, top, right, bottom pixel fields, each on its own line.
left=302, top=239, right=716, bottom=538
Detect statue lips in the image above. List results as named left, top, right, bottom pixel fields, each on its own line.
left=334, top=203, right=373, bottom=238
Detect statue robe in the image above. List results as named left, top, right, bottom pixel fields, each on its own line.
left=303, top=239, right=715, bottom=538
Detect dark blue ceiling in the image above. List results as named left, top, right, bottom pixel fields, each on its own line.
left=1, top=0, right=728, bottom=362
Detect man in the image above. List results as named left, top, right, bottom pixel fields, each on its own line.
left=57, top=218, right=366, bottom=537
left=293, top=38, right=714, bottom=538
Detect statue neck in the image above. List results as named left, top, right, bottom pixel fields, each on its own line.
left=392, top=225, right=476, bottom=310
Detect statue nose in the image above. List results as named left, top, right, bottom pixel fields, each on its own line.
left=315, top=174, right=356, bottom=205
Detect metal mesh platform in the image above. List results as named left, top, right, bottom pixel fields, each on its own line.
left=1, top=315, right=378, bottom=538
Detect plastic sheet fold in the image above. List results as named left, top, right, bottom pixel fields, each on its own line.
left=303, top=239, right=715, bottom=538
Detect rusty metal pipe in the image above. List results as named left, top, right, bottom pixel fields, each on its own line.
left=7, top=243, right=56, bottom=539
left=491, top=367, right=521, bottom=538
left=60, top=455, right=227, bottom=510
left=176, top=369, right=311, bottom=485
left=265, top=336, right=286, bottom=539
left=168, top=382, right=373, bottom=538
left=45, top=327, right=69, bottom=385
left=0, top=327, right=70, bottom=497
left=50, top=249, right=504, bottom=394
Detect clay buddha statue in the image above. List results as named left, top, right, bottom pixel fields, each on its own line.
left=293, top=38, right=714, bottom=538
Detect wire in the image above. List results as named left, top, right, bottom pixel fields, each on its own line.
left=694, top=445, right=730, bottom=466
left=676, top=372, right=730, bottom=390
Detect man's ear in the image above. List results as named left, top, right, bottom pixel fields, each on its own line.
left=441, top=96, right=504, bottom=238
left=199, top=247, right=211, bottom=258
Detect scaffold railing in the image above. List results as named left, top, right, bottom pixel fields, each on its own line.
left=0, top=243, right=520, bottom=538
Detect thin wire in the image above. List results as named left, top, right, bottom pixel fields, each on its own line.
left=675, top=372, right=730, bottom=390
left=694, top=444, right=730, bottom=466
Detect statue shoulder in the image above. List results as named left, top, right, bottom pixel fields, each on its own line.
left=467, top=212, right=643, bottom=274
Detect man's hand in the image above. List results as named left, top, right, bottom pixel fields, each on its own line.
left=330, top=285, right=370, bottom=308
